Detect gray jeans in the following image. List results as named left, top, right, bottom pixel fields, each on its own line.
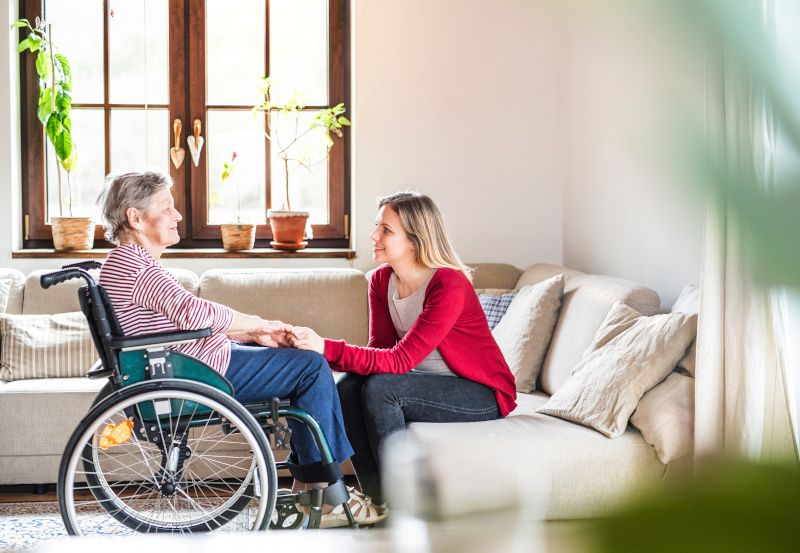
left=337, top=372, right=501, bottom=505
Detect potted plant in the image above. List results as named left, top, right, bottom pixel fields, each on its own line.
left=214, top=152, right=256, bottom=251
left=253, top=77, right=350, bottom=250
left=15, top=17, right=93, bottom=250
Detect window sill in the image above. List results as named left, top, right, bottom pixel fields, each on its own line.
left=12, top=248, right=356, bottom=259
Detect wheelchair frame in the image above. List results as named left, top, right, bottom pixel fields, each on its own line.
left=44, top=261, right=357, bottom=534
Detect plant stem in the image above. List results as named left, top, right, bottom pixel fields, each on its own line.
left=283, top=155, right=291, bottom=211
left=236, top=182, right=242, bottom=224
left=48, top=24, right=63, bottom=218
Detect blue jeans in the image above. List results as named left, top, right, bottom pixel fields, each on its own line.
left=225, top=343, right=354, bottom=468
left=338, top=373, right=500, bottom=504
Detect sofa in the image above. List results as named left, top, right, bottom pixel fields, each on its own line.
left=0, top=262, right=692, bottom=520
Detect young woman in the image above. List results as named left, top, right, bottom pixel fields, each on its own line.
left=292, top=191, right=517, bottom=516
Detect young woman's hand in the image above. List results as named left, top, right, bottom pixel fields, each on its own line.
left=290, top=326, right=325, bottom=354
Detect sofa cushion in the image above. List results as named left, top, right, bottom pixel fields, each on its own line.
left=0, top=377, right=106, bottom=456
left=537, top=302, right=697, bottom=438
left=476, top=289, right=516, bottom=330
left=672, top=284, right=700, bottom=376
left=398, top=391, right=665, bottom=519
left=492, top=275, right=564, bottom=392
left=199, top=268, right=368, bottom=345
left=0, top=312, right=98, bottom=381
left=524, top=266, right=661, bottom=395
left=631, top=372, right=694, bottom=464
left=0, top=269, right=25, bottom=315
left=0, top=279, right=11, bottom=314
left=471, top=263, right=524, bottom=290
left=23, top=268, right=200, bottom=314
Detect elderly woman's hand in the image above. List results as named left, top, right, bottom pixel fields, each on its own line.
left=290, top=326, right=325, bottom=355
left=229, top=319, right=294, bottom=347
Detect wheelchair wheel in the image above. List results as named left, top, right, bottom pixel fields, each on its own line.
left=58, top=380, right=277, bottom=535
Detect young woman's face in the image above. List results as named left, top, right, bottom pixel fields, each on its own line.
left=139, top=188, right=182, bottom=248
left=370, top=205, right=415, bottom=266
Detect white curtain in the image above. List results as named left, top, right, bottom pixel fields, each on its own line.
left=694, top=0, right=798, bottom=461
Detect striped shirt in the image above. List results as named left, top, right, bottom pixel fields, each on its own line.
left=99, top=243, right=234, bottom=374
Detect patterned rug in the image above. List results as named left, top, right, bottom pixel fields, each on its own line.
left=0, top=502, right=67, bottom=551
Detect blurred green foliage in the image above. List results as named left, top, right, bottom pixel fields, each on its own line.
left=588, top=459, right=800, bottom=553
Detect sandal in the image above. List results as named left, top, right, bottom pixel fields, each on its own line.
left=319, top=488, right=388, bottom=528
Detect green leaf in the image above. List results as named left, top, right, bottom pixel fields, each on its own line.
left=337, top=116, right=351, bottom=126
left=12, top=19, right=30, bottom=29
left=62, top=150, right=77, bottom=172
left=62, top=115, right=72, bottom=131
left=45, top=112, right=61, bottom=144
left=56, top=88, right=71, bottom=112
left=37, top=88, right=52, bottom=124
left=54, top=54, right=71, bottom=86
left=16, top=37, right=31, bottom=53
left=35, top=50, right=51, bottom=81
left=55, top=128, right=73, bottom=162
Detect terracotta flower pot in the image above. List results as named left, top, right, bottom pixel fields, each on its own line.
left=220, top=223, right=257, bottom=251
left=51, top=217, right=95, bottom=251
left=267, top=210, right=310, bottom=251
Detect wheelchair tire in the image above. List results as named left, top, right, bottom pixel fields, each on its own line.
left=58, top=380, right=277, bottom=536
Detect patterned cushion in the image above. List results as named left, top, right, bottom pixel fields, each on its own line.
left=0, top=312, right=97, bottom=381
left=477, top=290, right=517, bottom=330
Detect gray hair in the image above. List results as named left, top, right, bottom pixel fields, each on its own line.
left=97, top=171, right=174, bottom=245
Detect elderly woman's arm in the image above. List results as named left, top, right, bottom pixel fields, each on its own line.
left=132, top=265, right=291, bottom=347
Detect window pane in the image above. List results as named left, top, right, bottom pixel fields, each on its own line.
left=108, top=0, right=169, bottom=104
left=270, top=110, right=329, bottom=223
left=269, top=0, right=329, bottom=106
left=207, top=110, right=267, bottom=225
left=44, top=0, right=104, bottom=104
left=206, top=0, right=265, bottom=106
left=109, top=108, right=170, bottom=174
left=46, top=108, right=105, bottom=220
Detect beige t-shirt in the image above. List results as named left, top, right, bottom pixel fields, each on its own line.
left=387, top=270, right=456, bottom=377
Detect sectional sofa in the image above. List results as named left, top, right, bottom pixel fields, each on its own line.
left=0, top=263, right=692, bottom=519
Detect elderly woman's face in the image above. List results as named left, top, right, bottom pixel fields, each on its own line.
left=139, top=188, right=182, bottom=248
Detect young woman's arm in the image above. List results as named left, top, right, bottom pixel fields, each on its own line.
left=294, top=271, right=466, bottom=374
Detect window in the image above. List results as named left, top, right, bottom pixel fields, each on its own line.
left=19, top=0, right=350, bottom=249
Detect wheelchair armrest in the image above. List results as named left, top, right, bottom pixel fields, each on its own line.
left=112, top=328, right=213, bottom=351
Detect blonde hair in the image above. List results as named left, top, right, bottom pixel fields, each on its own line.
left=378, top=191, right=473, bottom=281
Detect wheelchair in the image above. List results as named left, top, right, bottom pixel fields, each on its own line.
left=43, top=262, right=357, bottom=536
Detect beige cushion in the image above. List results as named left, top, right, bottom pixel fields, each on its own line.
left=0, top=269, right=25, bottom=315
left=0, top=312, right=98, bottom=381
left=492, top=275, right=564, bottom=392
left=0, top=279, right=11, bottom=314
left=534, top=269, right=661, bottom=395
left=396, top=391, right=665, bottom=519
left=671, top=284, right=700, bottom=376
left=23, top=268, right=200, bottom=314
left=537, top=302, right=697, bottom=438
left=631, top=372, right=694, bottom=464
left=199, top=268, right=368, bottom=345
left=470, top=263, right=523, bottom=290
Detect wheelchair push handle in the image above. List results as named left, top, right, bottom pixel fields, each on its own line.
left=41, top=268, right=96, bottom=289
left=61, top=260, right=102, bottom=271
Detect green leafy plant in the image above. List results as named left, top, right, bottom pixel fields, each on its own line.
left=253, top=76, right=350, bottom=211
left=14, top=17, right=76, bottom=217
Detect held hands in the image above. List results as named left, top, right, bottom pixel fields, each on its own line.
left=228, top=318, right=325, bottom=353
left=289, top=326, right=325, bottom=354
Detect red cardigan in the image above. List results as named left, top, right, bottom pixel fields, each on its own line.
left=324, top=265, right=517, bottom=417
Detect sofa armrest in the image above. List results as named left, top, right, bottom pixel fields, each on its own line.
left=111, top=328, right=212, bottom=351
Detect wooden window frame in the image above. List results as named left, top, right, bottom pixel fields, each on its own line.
left=18, top=0, right=351, bottom=250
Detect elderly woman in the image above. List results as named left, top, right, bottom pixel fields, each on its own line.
left=96, top=171, right=370, bottom=525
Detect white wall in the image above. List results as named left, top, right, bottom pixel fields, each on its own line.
left=351, top=0, right=565, bottom=272
left=561, top=2, right=705, bottom=308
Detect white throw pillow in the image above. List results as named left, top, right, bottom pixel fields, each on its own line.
left=0, top=312, right=97, bottom=381
left=630, top=372, right=694, bottom=464
left=0, top=279, right=11, bottom=315
left=491, top=274, right=564, bottom=393
left=672, top=284, right=699, bottom=376
left=537, top=302, right=697, bottom=438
